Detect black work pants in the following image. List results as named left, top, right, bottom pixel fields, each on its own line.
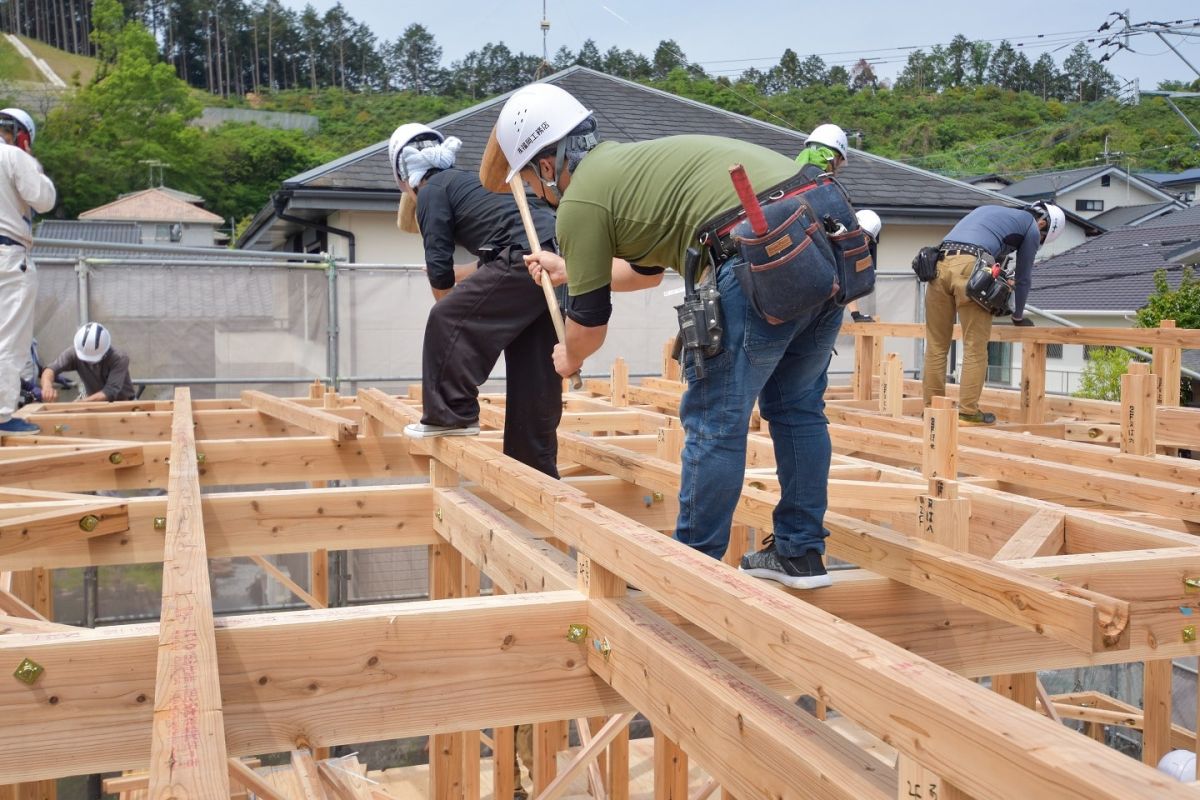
left=420, top=248, right=562, bottom=478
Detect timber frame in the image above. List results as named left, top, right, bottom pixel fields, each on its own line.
left=1, top=322, right=1199, bottom=799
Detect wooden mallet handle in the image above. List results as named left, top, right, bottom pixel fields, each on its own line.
left=508, top=175, right=584, bottom=391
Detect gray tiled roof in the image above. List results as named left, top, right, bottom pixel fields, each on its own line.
left=1089, top=201, right=1178, bottom=228
left=1027, top=217, right=1200, bottom=312
left=1138, top=168, right=1200, bottom=186
left=1003, top=165, right=1111, bottom=200
left=1136, top=204, right=1200, bottom=229
left=287, top=67, right=1013, bottom=213
left=33, top=220, right=142, bottom=259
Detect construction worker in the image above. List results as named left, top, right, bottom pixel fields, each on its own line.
left=40, top=322, right=135, bottom=403
left=390, top=122, right=565, bottom=479
left=922, top=201, right=1065, bottom=425
left=857, top=209, right=883, bottom=260
left=797, top=124, right=873, bottom=322
left=486, top=83, right=841, bottom=589
left=0, top=108, right=55, bottom=434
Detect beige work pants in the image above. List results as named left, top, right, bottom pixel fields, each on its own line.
left=921, top=254, right=994, bottom=416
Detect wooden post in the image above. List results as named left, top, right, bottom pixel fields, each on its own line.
left=1143, top=659, right=1172, bottom=767
left=2, top=571, right=55, bottom=800
left=723, top=524, right=753, bottom=568
left=430, top=459, right=465, bottom=800
left=657, top=425, right=684, bottom=465
left=653, top=732, right=688, bottom=800
left=612, top=358, right=629, bottom=408
left=494, top=725, right=516, bottom=800
left=992, top=674, right=1037, bottom=710
left=880, top=352, right=905, bottom=418
left=917, top=478, right=970, bottom=552
left=663, top=338, right=681, bottom=382
left=922, top=396, right=958, bottom=480
left=853, top=332, right=877, bottom=401
left=1021, top=342, right=1047, bottom=424
left=1153, top=320, right=1181, bottom=407
left=1120, top=362, right=1158, bottom=457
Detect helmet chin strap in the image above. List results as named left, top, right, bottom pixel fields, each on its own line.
left=532, top=138, right=570, bottom=204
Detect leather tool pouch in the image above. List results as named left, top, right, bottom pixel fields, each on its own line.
left=829, top=227, right=875, bottom=305
left=965, top=260, right=1014, bottom=316
left=912, top=246, right=940, bottom=282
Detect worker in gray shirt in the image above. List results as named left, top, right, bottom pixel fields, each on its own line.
left=40, top=322, right=134, bottom=402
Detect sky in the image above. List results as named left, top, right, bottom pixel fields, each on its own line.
left=282, top=0, right=1200, bottom=90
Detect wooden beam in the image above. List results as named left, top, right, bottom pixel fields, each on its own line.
left=228, top=758, right=289, bottom=800
left=1153, top=320, right=1182, bottom=407
left=0, top=502, right=127, bottom=558
left=242, top=390, right=359, bottom=441
left=0, top=594, right=628, bottom=782
left=1121, top=364, right=1158, bottom=457
left=1143, top=659, right=1173, bottom=767
left=0, top=445, right=142, bottom=485
left=148, top=387, right=230, bottom=799
left=249, top=555, right=326, bottom=610
left=992, top=510, right=1065, bottom=561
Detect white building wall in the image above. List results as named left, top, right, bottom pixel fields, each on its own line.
left=1057, top=179, right=1163, bottom=219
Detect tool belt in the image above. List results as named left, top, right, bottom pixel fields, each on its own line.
left=939, top=241, right=990, bottom=260
left=674, top=247, right=723, bottom=380
left=964, top=259, right=1014, bottom=316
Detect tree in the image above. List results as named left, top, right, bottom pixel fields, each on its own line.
left=576, top=39, right=602, bottom=70
left=1136, top=267, right=1200, bottom=330
left=940, top=34, right=972, bottom=88
left=766, top=48, right=802, bottom=94
left=969, top=40, right=992, bottom=86
left=652, top=39, right=687, bottom=79
left=895, top=49, right=935, bottom=92
left=389, top=23, right=443, bottom=94
left=987, top=41, right=1017, bottom=89
left=1010, top=51, right=1033, bottom=93
left=850, top=58, right=877, bottom=91
left=827, top=64, right=850, bottom=88
left=1072, top=348, right=1139, bottom=401
left=797, top=54, right=827, bottom=87
left=1029, top=53, right=1059, bottom=100
left=551, top=45, right=575, bottom=70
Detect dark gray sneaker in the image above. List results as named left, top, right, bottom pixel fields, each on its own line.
left=739, top=537, right=830, bottom=589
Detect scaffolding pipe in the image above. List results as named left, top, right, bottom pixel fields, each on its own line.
left=327, top=254, right=340, bottom=393
left=74, top=258, right=89, bottom=326
left=33, top=237, right=329, bottom=260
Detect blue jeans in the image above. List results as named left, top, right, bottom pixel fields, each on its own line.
left=674, top=258, right=844, bottom=559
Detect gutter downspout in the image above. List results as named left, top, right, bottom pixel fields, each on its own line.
left=272, top=189, right=356, bottom=263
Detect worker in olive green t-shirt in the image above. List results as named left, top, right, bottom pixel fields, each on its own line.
left=487, top=83, right=844, bottom=590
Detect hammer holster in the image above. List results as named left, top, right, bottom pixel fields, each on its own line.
left=674, top=247, right=724, bottom=380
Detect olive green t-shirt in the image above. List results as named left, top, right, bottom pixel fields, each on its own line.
left=556, top=135, right=800, bottom=296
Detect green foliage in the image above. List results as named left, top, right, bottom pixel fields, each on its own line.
left=1072, top=348, right=1140, bottom=402
left=1134, top=268, right=1200, bottom=331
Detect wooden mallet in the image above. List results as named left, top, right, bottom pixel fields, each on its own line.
left=508, top=175, right=584, bottom=391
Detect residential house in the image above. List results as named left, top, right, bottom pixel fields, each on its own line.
left=1022, top=204, right=1200, bottom=393
left=1004, top=164, right=1183, bottom=222
left=79, top=187, right=228, bottom=247
left=237, top=66, right=1097, bottom=381
left=1138, top=167, right=1200, bottom=206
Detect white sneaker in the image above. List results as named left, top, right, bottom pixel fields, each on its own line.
left=403, top=422, right=481, bottom=438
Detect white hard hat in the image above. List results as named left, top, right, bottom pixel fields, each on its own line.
left=1158, top=749, right=1197, bottom=781
left=1039, top=202, right=1066, bottom=246
left=805, top=123, right=848, bottom=161
left=74, top=322, right=111, bottom=363
left=496, top=83, right=593, bottom=184
left=0, top=107, right=35, bottom=144
left=856, top=209, right=882, bottom=240
left=387, top=123, right=444, bottom=187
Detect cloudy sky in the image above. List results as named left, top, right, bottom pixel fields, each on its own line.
left=284, top=0, right=1199, bottom=89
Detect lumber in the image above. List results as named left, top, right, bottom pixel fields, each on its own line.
left=992, top=510, right=1065, bottom=561
left=0, top=445, right=142, bottom=485
left=0, top=594, right=627, bottom=782
left=242, top=390, right=359, bottom=441
left=0, top=502, right=127, bottom=558
left=148, top=387, right=230, bottom=799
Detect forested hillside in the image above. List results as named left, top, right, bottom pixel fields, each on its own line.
left=2, top=0, right=1198, bottom=228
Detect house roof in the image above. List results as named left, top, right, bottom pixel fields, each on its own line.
left=1026, top=216, right=1200, bottom=313
left=80, top=187, right=224, bottom=224
left=240, top=67, right=1025, bottom=249
left=1137, top=167, right=1200, bottom=187
left=962, top=173, right=1013, bottom=186
left=1135, top=203, right=1200, bottom=229
left=1089, top=201, right=1180, bottom=228
left=119, top=186, right=205, bottom=204
left=1004, top=164, right=1179, bottom=205
left=33, top=219, right=142, bottom=259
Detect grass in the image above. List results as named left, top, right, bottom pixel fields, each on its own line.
left=0, top=36, right=39, bottom=82
left=18, top=35, right=98, bottom=86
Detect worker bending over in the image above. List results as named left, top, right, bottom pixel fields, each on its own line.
left=40, top=322, right=135, bottom=402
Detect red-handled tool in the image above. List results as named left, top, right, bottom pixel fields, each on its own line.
left=729, top=164, right=768, bottom=236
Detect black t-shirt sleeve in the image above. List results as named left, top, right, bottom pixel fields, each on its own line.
left=416, top=184, right=457, bottom=290
left=565, top=283, right=612, bottom=327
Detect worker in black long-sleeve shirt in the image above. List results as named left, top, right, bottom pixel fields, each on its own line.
left=390, top=123, right=562, bottom=478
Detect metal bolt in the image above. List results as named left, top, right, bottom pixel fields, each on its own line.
left=1184, top=626, right=1197, bottom=643
left=566, top=624, right=588, bottom=643
left=78, top=515, right=100, bottom=533
left=434, top=508, right=443, bottom=523
left=108, top=452, right=124, bottom=465
left=53, top=424, right=67, bottom=435
left=1185, top=578, right=1200, bottom=591
left=592, top=637, right=612, bottom=661
left=652, top=491, right=664, bottom=502
left=196, top=453, right=206, bottom=464
left=153, top=516, right=167, bottom=531
left=1087, top=427, right=1102, bottom=439
left=13, top=657, right=44, bottom=685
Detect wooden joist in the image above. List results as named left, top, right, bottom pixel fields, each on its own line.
left=0, top=501, right=127, bottom=558
left=148, top=387, right=231, bottom=798
left=242, top=390, right=359, bottom=441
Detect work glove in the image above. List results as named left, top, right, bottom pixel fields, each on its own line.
left=1011, top=316, right=1034, bottom=327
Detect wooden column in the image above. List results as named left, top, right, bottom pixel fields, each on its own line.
left=579, top=554, right=630, bottom=800
left=0, top=571, right=55, bottom=800
left=1153, top=320, right=1181, bottom=407
left=880, top=352, right=905, bottom=418
left=1142, top=659, right=1172, bottom=767
left=656, top=425, right=684, bottom=465
left=1120, top=362, right=1158, bottom=457
left=853, top=331, right=877, bottom=401
left=921, top=396, right=958, bottom=480
left=723, top=525, right=752, bottom=568
left=917, top=478, right=969, bottom=552
left=662, top=339, right=681, bottom=382
left=653, top=732, right=688, bottom=800
left=1020, top=341, right=1047, bottom=424
left=429, top=459, right=466, bottom=800
left=611, top=357, right=629, bottom=408
left=992, top=673, right=1037, bottom=710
